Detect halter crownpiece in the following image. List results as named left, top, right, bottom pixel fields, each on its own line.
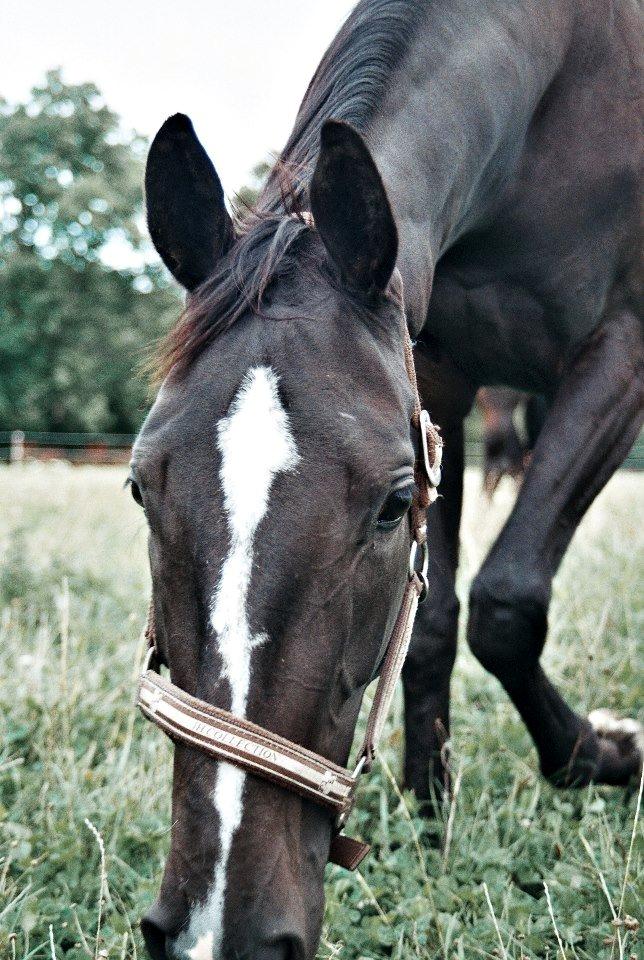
left=136, top=215, right=443, bottom=871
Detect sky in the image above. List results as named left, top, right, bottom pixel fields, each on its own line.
left=1, top=0, right=356, bottom=195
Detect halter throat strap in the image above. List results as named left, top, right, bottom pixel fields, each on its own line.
left=136, top=236, right=442, bottom=871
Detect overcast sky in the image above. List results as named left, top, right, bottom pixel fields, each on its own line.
left=2, top=0, right=356, bottom=195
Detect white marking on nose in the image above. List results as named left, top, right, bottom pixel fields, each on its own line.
left=176, top=366, right=299, bottom=959
left=187, top=931, right=214, bottom=960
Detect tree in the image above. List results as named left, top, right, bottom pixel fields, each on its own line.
left=234, top=158, right=272, bottom=217
left=0, top=70, right=180, bottom=433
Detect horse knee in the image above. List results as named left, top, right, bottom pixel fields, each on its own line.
left=467, top=570, right=548, bottom=680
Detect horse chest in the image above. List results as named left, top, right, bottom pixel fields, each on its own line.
left=425, top=263, right=569, bottom=395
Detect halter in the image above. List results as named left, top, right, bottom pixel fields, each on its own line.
left=136, top=237, right=443, bottom=871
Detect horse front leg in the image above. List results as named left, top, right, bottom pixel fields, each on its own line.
left=402, top=417, right=463, bottom=809
left=402, top=343, right=475, bottom=811
left=468, top=309, right=643, bottom=786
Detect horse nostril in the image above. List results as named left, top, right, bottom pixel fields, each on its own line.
left=141, top=891, right=190, bottom=959
left=140, top=915, right=168, bottom=960
left=141, top=896, right=187, bottom=960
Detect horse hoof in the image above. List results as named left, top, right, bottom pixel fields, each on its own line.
left=587, top=708, right=644, bottom=785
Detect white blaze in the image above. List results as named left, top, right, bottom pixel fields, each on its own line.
left=177, top=366, right=299, bottom=959
left=187, top=932, right=214, bottom=960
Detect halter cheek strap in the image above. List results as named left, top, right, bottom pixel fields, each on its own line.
left=136, top=255, right=443, bottom=872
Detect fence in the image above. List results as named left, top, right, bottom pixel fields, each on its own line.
left=2, top=430, right=643, bottom=469
left=1, top=431, right=133, bottom=465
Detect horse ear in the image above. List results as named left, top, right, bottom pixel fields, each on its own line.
left=310, top=120, right=398, bottom=294
left=145, top=114, right=234, bottom=290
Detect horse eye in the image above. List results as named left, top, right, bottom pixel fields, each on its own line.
left=128, top=476, right=144, bottom=507
left=377, top=485, right=414, bottom=530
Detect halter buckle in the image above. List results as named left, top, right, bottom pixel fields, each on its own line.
left=419, top=409, right=442, bottom=488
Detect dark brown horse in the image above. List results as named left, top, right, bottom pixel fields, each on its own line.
left=131, top=1, right=643, bottom=957
left=477, top=386, right=549, bottom=494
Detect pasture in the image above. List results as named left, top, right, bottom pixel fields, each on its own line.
left=0, top=463, right=641, bottom=960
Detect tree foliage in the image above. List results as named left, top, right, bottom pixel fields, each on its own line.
left=234, top=158, right=272, bottom=218
left=0, top=70, right=180, bottom=432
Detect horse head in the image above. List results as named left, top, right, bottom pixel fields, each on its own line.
left=133, top=115, right=423, bottom=960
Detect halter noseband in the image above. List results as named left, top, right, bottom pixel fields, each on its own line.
left=136, top=225, right=442, bottom=871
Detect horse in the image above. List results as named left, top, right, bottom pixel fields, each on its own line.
left=477, top=386, right=549, bottom=494
left=130, top=1, right=643, bottom=957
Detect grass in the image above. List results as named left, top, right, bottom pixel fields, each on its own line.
left=0, top=462, right=641, bottom=960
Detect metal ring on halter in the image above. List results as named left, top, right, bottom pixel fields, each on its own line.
left=409, top=539, right=430, bottom=603
left=409, top=539, right=429, bottom=579
left=420, top=409, right=442, bottom=487
left=335, top=755, right=367, bottom=828
left=141, top=645, right=158, bottom=674
left=352, top=755, right=367, bottom=779
left=335, top=805, right=351, bottom=830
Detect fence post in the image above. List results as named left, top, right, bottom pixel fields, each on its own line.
left=10, top=430, right=25, bottom=463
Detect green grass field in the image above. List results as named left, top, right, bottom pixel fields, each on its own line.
left=0, top=463, right=641, bottom=960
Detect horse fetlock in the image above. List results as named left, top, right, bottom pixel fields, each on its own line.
left=587, top=709, right=644, bottom=784
left=543, top=711, right=643, bottom=788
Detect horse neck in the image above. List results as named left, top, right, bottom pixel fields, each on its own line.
left=366, top=0, right=577, bottom=331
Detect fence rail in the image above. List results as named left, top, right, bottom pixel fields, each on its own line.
left=0, top=431, right=133, bottom=465
left=2, top=430, right=642, bottom=469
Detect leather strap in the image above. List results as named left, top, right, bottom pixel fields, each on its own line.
left=357, top=573, right=423, bottom=772
left=139, top=572, right=424, bottom=799
left=328, top=833, right=371, bottom=871
left=136, top=571, right=425, bottom=869
left=135, top=224, right=443, bottom=871
left=138, top=670, right=356, bottom=814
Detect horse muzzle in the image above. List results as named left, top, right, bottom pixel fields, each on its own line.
left=142, top=899, right=306, bottom=960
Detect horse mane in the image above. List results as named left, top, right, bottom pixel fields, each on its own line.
left=154, top=0, right=426, bottom=382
